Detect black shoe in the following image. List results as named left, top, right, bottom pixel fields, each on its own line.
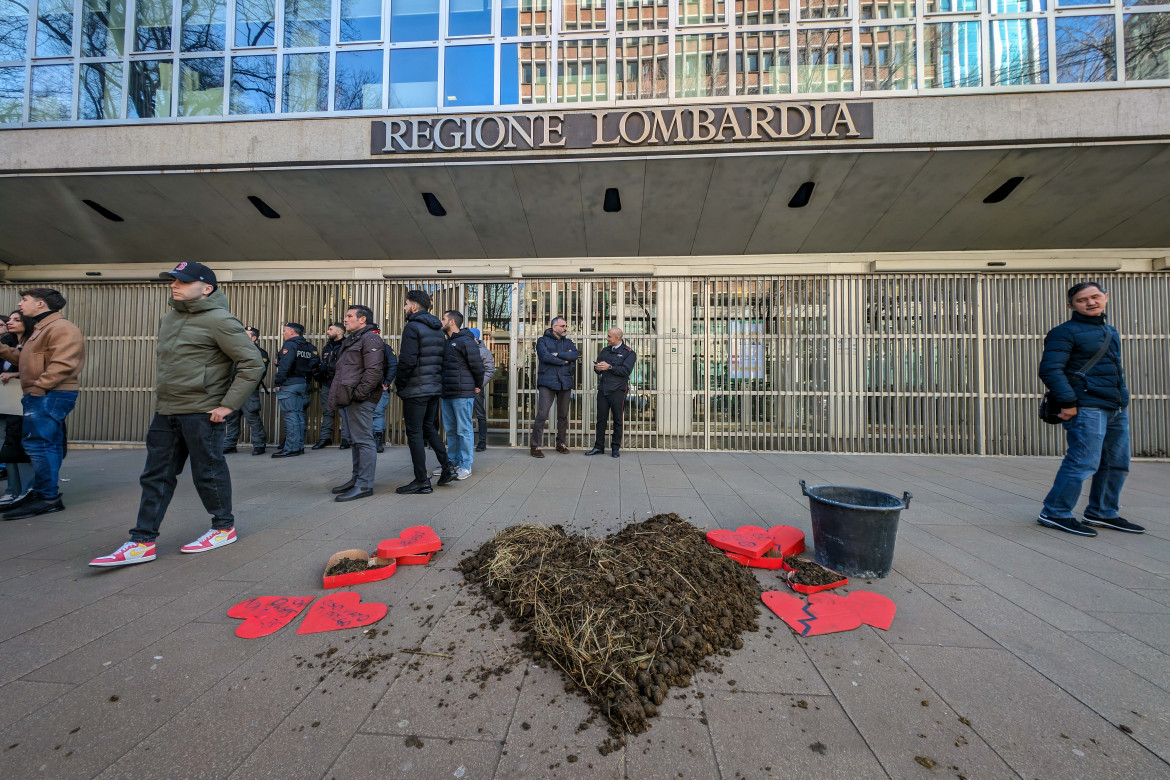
left=437, top=466, right=458, bottom=486
left=334, top=486, right=373, bottom=502
left=339, top=440, right=351, bottom=450
left=271, top=449, right=304, bottom=458
left=222, top=446, right=238, bottom=454
left=611, top=448, right=620, bottom=458
left=311, top=439, right=332, bottom=450
left=1083, top=514, right=1146, bottom=534
left=0, top=467, right=6, bottom=480
left=251, top=446, right=266, bottom=456
left=1037, top=513, right=1097, bottom=537
left=584, top=447, right=604, bottom=456
left=375, top=434, right=385, bottom=454
left=395, top=480, right=433, bottom=495
left=4, top=494, right=65, bottom=521
left=475, top=443, right=486, bottom=452
left=0, top=489, right=34, bottom=509
left=331, top=478, right=358, bottom=495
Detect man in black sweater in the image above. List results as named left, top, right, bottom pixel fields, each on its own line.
left=395, top=290, right=451, bottom=494
left=585, top=328, right=637, bottom=458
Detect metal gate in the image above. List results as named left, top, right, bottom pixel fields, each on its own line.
left=4, top=272, right=1166, bottom=456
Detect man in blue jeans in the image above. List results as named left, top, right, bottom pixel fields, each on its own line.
left=437, top=311, right=484, bottom=481
left=0, top=288, right=85, bottom=521
left=272, top=322, right=319, bottom=458
left=1038, top=281, right=1144, bottom=536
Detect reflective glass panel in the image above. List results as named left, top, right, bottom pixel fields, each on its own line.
left=0, top=0, right=29, bottom=61
left=81, top=0, right=127, bottom=57
left=1057, top=0, right=1109, bottom=5
left=797, top=28, right=853, bottom=91
left=678, top=0, right=725, bottom=25
left=444, top=44, right=493, bottom=106
left=135, top=0, right=173, bottom=51
left=128, top=58, right=172, bottom=116
left=0, top=66, right=24, bottom=122
left=859, top=25, right=916, bottom=89
left=284, top=0, right=330, bottom=47
left=992, top=0, right=1045, bottom=11
left=616, top=35, right=668, bottom=99
left=1056, top=15, right=1116, bottom=82
left=799, top=0, right=849, bottom=19
left=341, top=0, right=381, bottom=41
left=388, top=46, right=436, bottom=108
left=1125, top=12, right=1170, bottom=80
left=562, top=0, right=605, bottom=32
left=179, top=56, right=223, bottom=115
left=514, top=0, right=549, bottom=34
left=503, top=41, right=550, bottom=103
left=923, top=21, right=981, bottom=87
left=80, top=61, right=122, bottom=118
left=234, top=0, right=274, bottom=47
left=391, top=0, right=439, bottom=42
left=230, top=53, right=275, bottom=113
left=990, top=18, right=1048, bottom=84
left=29, top=63, right=71, bottom=121
left=736, top=31, right=791, bottom=94
left=558, top=38, right=607, bottom=102
left=616, top=0, right=669, bottom=31
left=450, top=0, right=492, bottom=36
left=36, top=0, right=73, bottom=57
left=182, top=0, right=226, bottom=51
left=859, top=0, right=914, bottom=18
left=924, top=0, right=977, bottom=11
left=282, top=51, right=327, bottom=111
left=675, top=34, right=728, bottom=97
left=735, top=0, right=789, bottom=25
left=334, top=48, right=382, bottom=110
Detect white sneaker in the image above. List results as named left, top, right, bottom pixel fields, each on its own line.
left=180, top=527, right=237, bottom=554
left=456, top=468, right=471, bottom=480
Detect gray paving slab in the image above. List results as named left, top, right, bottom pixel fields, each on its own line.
left=622, top=716, right=720, bottom=778
left=0, top=679, right=74, bottom=731
left=326, top=733, right=502, bottom=780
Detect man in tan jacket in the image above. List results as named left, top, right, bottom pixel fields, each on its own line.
left=0, top=287, right=85, bottom=520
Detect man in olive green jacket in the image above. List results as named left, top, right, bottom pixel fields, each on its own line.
left=91, top=262, right=265, bottom=568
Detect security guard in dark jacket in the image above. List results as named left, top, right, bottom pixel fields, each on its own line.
left=585, top=327, right=637, bottom=458
left=312, top=323, right=348, bottom=449
left=395, top=289, right=451, bottom=494
left=272, top=322, right=319, bottom=458
left=223, top=327, right=269, bottom=455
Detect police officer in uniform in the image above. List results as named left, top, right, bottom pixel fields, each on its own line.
left=312, top=322, right=349, bottom=450
left=223, top=327, right=269, bottom=455
left=272, top=322, right=319, bottom=458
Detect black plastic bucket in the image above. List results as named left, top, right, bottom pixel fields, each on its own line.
left=799, top=480, right=912, bottom=579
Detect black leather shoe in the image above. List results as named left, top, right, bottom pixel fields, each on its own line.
left=222, top=446, right=238, bottom=454
left=331, top=478, right=358, bottom=495
left=437, top=466, right=458, bottom=486
left=339, top=440, right=352, bottom=450
left=334, top=486, right=373, bottom=502
left=375, top=436, right=385, bottom=453
left=395, top=480, right=433, bottom=495
left=611, top=448, right=620, bottom=458
left=475, top=443, right=486, bottom=452
left=584, top=447, right=604, bottom=456
left=251, top=446, right=266, bottom=456
left=271, top=449, right=304, bottom=458
left=4, top=494, right=64, bottom=521
left=311, top=439, right=332, bottom=450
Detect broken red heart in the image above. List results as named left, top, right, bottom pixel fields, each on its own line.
left=841, top=591, right=896, bottom=630
left=396, top=551, right=435, bottom=566
left=227, top=596, right=313, bottom=639
left=761, top=590, right=862, bottom=637
left=707, top=526, right=774, bottom=557
left=296, top=592, right=388, bottom=635
left=726, top=551, right=787, bottom=570
left=768, top=525, right=806, bottom=557
left=376, top=525, right=442, bottom=559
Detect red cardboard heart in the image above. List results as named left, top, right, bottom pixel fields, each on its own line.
left=768, top=525, right=806, bottom=557
left=396, top=551, right=435, bottom=566
left=297, top=592, right=388, bottom=635
left=762, top=590, right=862, bottom=637
left=227, top=596, right=313, bottom=639
left=707, top=526, right=774, bottom=557
left=376, top=526, right=442, bottom=559
left=842, top=591, right=896, bottom=630
left=726, top=551, right=787, bottom=570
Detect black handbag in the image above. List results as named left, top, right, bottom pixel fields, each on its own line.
left=1039, top=327, right=1115, bottom=424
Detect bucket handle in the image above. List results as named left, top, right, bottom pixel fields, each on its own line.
left=800, top=479, right=913, bottom=510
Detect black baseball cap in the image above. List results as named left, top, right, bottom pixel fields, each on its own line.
left=161, top=261, right=217, bottom=289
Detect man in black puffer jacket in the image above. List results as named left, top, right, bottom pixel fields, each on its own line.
left=395, top=290, right=451, bottom=494
left=439, top=311, right=485, bottom=482
left=1037, top=282, right=1142, bottom=536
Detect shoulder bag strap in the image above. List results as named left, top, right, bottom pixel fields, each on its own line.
left=1072, top=326, right=1115, bottom=379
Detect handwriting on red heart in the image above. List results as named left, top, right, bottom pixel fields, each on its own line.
left=768, top=525, right=806, bottom=557
left=227, top=596, right=313, bottom=639
left=376, top=525, right=442, bottom=559
left=762, top=590, right=862, bottom=636
left=841, top=591, right=896, bottom=630
left=726, top=551, right=787, bottom=570
left=707, top=526, right=774, bottom=557
left=297, top=592, right=388, bottom=635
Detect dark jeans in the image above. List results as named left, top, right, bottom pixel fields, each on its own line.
left=132, top=413, right=234, bottom=543
left=21, top=390, right=78, bottom=500
left=318, top=381, right=350, bottom=443
left=474, top=392, right=487, bottom=448
left=402, top=396, right=448, bottom=483
left=532, top=387, right=571, bottom=447
left=594, top=389, right=627, bottom=450
left=344, top=399, right=377, bottom=490
left=276, top=380, right=309, bottom=452
left=223, top=391, right=265, bottom=448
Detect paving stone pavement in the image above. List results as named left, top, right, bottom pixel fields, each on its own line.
left=0, top=446, right=1167, bottom=779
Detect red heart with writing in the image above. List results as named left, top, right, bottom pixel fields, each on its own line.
left=726, top=551, right=787, bottom=570
left=768, top=525, right=806, bottom=557
left=297, top=592, right=388, bottom=635
left=707, top=526, right=774, bottom=557
left=841, top=591, right=896, bottom=630
left=376, top=526, right=442, bottom=559
left=762, top=590, right=862, bottom=637
left=227, top=596, right=313, bottom=639
left=396, top=551, right=435, bottom=566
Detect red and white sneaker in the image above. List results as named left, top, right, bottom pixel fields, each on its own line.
left=90, top=541, right=157, bottom=567
left=180, top=527, right=237, bottom=554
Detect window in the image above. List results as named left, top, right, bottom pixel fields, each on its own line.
left=80, top=61, right=123, bottom=118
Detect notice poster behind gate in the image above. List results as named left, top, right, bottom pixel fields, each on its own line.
left=729, top=320, right=765, bottom=380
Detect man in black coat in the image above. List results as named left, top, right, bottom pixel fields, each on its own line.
left=272, top=322, right=319, bottom=458
left=530, top=316, right=579, bottom=458
left=395, top=289, right=451, bottom=494
left=327, top=305, right=385, bottom=502
left=585, top=328, right=637, bottom=458
left=439, top=311, right=485, bottom=481
left=312, top=322, right=348, bottom=449
left=223, top=327, right=269, bottom=455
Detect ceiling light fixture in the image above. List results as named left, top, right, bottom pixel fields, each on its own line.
left=603, top=188, right=622, bottom=212
left=423, top=192, right=447, bottom=217
left=83, top=199, right=124, bottom=222
left=788, top=181, right=815, bottom=208
left=983, top=177, right=1024, bottom=204
left=247, top=195, right=281, bottom=218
